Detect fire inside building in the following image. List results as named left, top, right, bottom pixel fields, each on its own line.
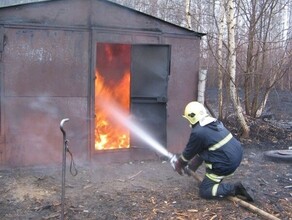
left=0, top=0, right=204, bottom=167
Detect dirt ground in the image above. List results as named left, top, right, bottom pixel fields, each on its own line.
left=0, top=90, right=291, bottom=220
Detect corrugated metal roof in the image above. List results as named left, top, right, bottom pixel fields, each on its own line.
left=0, top=0, right=205, bottom=36
left=0, top=0, right=52, bottom=8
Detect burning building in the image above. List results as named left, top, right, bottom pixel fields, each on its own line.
left=0, top=0, right=204, bottom=167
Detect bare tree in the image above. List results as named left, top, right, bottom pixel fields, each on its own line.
left=185, top=0, right=192, bottom=29
left=203, top=0, right=291, bottom=127
left=236, top=0, right=291, bottom=118
left=227, top=0, right=250, bottom=137
left=217, top=0, right=226, bottom=120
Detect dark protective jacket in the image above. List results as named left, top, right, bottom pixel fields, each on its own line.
left=182, top=120, right=243, bottom=176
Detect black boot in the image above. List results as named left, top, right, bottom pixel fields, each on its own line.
left=234, top=182, right=255, bottom=202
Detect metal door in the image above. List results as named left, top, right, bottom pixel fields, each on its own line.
left=130, top=45, right=170, bottom=149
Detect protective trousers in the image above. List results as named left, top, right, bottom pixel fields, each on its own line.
left=199, top=175, right=235, bottom=199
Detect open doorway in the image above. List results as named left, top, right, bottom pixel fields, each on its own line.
left=95, top=43, right=131, bottom=151
left=94, top=43, right=170, bottom=152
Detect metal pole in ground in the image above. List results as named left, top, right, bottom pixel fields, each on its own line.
left=60, top=118, right=69, bottom=220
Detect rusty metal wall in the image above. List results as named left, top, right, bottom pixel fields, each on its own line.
left=165, top=36, right=200, bottom=154
left=0, top=0, right=202, bottom=166
left=2, top=28, right=89, bottom=166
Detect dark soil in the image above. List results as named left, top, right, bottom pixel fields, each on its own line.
left=0, top=90, right=291, bottom=220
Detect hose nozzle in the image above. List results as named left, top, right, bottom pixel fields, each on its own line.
left=169, top=154, right=178, bottom=170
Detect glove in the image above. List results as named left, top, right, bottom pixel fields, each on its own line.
left=174, top=155, right=188, bottom=175
left=187, top=155, right=203, bottom=174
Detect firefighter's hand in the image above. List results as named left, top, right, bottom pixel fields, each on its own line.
left=183, top=166, right=192, bottom=176
left=174, top=156, right=188, bottom=175
left=186, top=155, right=203, bottom=176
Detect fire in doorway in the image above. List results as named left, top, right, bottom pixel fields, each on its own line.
left=94, top=43, right=169, bottom=152
left=94, top=43, right=131, bottom=150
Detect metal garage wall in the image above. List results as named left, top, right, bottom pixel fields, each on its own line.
left=0, top=0, right=202, bottom=166
left=2, top=28, right=89, bottom=166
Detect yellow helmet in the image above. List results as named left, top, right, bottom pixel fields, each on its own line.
left=183, top=101, right=208, bottom=125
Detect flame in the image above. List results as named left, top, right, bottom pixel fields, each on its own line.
left=95, top=69, right=130, bottom=150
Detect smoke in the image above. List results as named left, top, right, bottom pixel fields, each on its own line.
left=5, top=95, right=65, bottom=166
left=30, top=95, right=59, bottom=116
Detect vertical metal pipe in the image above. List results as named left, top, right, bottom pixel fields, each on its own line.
left=60, top=118, right=69, bottom=220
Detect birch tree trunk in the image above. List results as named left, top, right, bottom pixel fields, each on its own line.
left=185, top=0, right=192, bottom=30
left=218, top=0, right=225, bottom=120
left=197, top=69, right=207, bottom=104
left=227, top=0, right=250, bottom=138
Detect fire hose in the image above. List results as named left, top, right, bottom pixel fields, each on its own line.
left=168, top=153, right=280, bottom=220
left=60, top=118, right=78, bottom=220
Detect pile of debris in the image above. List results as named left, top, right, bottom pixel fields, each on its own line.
left=224, top=115, right=292, bottom=148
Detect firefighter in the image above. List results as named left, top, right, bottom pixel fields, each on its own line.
left=174, top=101, right=254, bottom=201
